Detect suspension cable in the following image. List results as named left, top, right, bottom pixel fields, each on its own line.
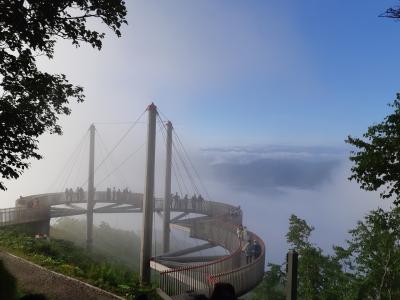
left=157, top=112, right=208, bottom=198
left=157, top=114, right=191, bottom=196
left=79, top=109, right=146, bottom=187
left=71, top=138, right=90, bottom=188
left=159, top=118, right=184, bottom=197
left=173, top=130, right=212, bottom=200
left=94, top=141, right=146, bottom=188
left=157, top=115, right=184, bottom=197
left=96, top=128, right=130, bottom=187
left=46, top=130, right=88, bottom=192
left=61, top=136, right=88, bottom=191
left=172, top=139, right=200, bottom=195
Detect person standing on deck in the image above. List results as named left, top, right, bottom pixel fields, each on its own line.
left=236, top=225, right=244, bottom=243
left=243, top=226, right=248, bottom=242
left=253, top=240, right=261, bottom=260
left=243, top=239, right=254, bottom=264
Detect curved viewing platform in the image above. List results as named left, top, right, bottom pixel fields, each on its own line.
left=0, top=191, right=265, bottom=298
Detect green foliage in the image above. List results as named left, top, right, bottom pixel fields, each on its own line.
left=0, top=0, right=127, bottom=190
left=51, top=218, right=141, bottom=269
left=0, top=226, right=157, bottom=298
left=346, top=95, right=400, bottom=205
left=340, top=208, right=400, bottom=299
left=286, top=214, right=314, bottom=250
left=286, top=216, right=331, bottom=299
left=251, top=263, right=285, bottom=300
left=253, top=215, right=358, bottom=300
left=254, top=211, right=400, bottom=300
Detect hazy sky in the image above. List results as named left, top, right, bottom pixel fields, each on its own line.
left=1, top=0, right=400, bottom=263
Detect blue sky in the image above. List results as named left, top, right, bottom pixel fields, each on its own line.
left=176, top=0, right=400, bottom=146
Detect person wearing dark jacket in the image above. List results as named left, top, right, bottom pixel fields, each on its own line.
left=253, top=240, right=261, bottom=260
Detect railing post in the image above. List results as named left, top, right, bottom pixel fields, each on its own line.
left=286, top=250, right=298, bottom=300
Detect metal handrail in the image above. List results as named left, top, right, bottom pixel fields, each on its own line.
left=0, top=206, right=49, bottom=226
left=158, top=229, right=265, bottom=297
left=158, top=219, right=249, bottom=297
left=208, top=233, right=266, bottom=295
left=158, top=220, right=241, bottom=272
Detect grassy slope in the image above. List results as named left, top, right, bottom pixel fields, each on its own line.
left=51, top=218, right=141, bottom=270
left=0, top=221, right=159, bottom=299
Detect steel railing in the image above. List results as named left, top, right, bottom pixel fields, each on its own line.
left=0, top=206, right=49, bottom=226
left=158, top=219, right=242, bottom=296
left=208, top=234, right=265, bottom=296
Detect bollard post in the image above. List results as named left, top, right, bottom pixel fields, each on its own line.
left=286, top=250, right=298, bottom=300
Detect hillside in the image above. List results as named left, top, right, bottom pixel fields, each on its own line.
left=51, top=218, right=141, bottom=270
left=0, top=225, right=159, bottom=299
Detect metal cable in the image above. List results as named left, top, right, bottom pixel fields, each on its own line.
left=70, top=138, right=89, bottom=188
left=94, top=141, right=146, bottom=188
left=172, top=140, right=200, bottom=195
left=46, top=130, right=88, bottom=192
left=173, top=130, right=212, bottom=200
left=61, top=136, right=88, bottom=191
left=157, top=114, right=189, bottom=196
left=79, top=109, right=146, bottom=187
left=96, top=128, right=130, bottom=187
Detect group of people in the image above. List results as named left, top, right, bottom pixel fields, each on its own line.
left=237, top=224, right=261, bottom=264
left=64, top=188, right=207, bottom=211
left=243, top=239, right=262, bottom=264
left=170, top=193, right=205, bottom=211
left=65, top=187, right=138, bottom=203
left=106, top=187, right=135, bottom=202
left=64, top=187, right=86, bottom=202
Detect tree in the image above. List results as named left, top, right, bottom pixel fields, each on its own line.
left=286, top=215, right=354, bottom=300
left=346, top=95, right=400, bottom=205
left=340, top=208, right=400, bottom=300
left=251, top=263, right=285, bottom=300
left=381, top=6, right=400, bottom=19
left=0, top=0, right=127, bottom=190
left=286, top=215, right=324, bottom=299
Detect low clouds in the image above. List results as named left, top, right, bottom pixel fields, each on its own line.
left=198, top=145, right=385, bottom=262
left=203, top=145, right=345, bottom=193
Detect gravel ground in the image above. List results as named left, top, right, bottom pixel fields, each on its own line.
left=0, top=251, right=124, bottom=300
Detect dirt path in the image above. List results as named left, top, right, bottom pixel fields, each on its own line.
left=0, top=251, right=124, bottom=300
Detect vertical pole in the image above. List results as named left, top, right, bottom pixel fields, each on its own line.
left=140, top=103, right=157, bottom=284
left=87, top=124, right=95, bottom=252
left=162, top=121, right=173, bottom=253
left=286, top=250, right=298, bottom=300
